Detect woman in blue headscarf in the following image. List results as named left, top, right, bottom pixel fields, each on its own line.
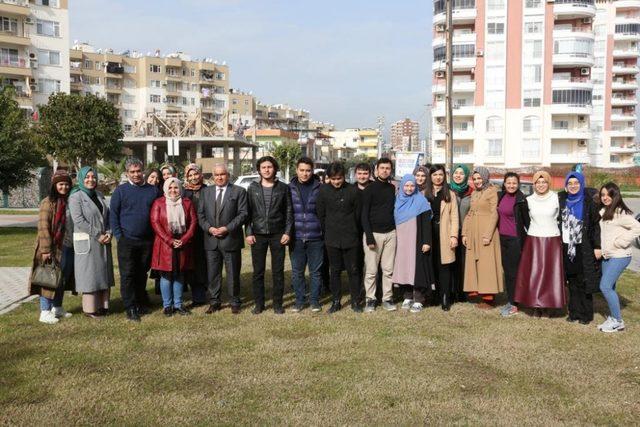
left=392, top=174, right=435, bottom=313
left=558, top=171, right=602, bottom=325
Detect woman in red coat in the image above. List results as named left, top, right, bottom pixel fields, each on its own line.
left=150, top=177, right=197, bottom=316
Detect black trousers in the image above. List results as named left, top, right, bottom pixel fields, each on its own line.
left=452, top=242, right=466, bottom=301
left=500, top=235, right=521, bottom=305
left=326, top=246, right=361, bottom=304
left=206, top=248, right=242, bottom=306
left=117, top=237, right=153, bottom=310
left=432, top=226, right=451, bottom=304
left=401, top=285, right=426, bottom=304
left=251, top=233, right=286, bottom=308
left=567, top=274, right=594, bottom=322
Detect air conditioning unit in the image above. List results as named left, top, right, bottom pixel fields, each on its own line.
left=580, top=67, right=590, bottom=76
left=436, top=94, right=444, bottom=101
left=582, top=18, right=592, bottom=24
left=29, top=83, right=38, bottom=92
left=435, top=70, right=445, bottom=78
left=30, top=59, right=38, bottom=69
left=476, top=50, right=484, bottom=57
left=24, top=17, right=34, bottom=25
left=578, top=140, right=587, bottom=147
left=435, top=24, right=445, bottom=32
left=28, top=52, right=36, bottom=59
left=436, top=141, right=443, bottom=148
left=578, top=115, right=586, bottom=122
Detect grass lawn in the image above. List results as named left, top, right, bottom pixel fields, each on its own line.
left=0, top=228, right=37, bottom=267
left=1, top=229, right=640, bottom=424
left=0, top=209, right=38, bottom=215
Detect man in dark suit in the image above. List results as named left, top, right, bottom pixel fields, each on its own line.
left=197, top=164, right=248, bottom=314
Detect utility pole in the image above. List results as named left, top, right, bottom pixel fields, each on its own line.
left=444, top=0, right=454, bottom=173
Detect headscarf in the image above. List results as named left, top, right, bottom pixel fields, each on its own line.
left=532, top=171, right=552, bottom=196
left=562, top=171, right=586, bottom=261
left=449, top=164, right=470, bottom=195
left=70, top=166, right=97, bottom=197
left=394, top=174, right=431, bottom=225
left=50, top=170, right=72, bottom=247
left=183, top=163, right=204, bottom=191
left=163, top=177, right=186, bottom=234
left=160, top=164, right=176, bottom=178
left=472, top=167, right=491, bottom=191
left=413, top=165, right=429, bottom=191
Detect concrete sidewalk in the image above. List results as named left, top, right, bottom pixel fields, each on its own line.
left=0, top=214, right=38, bottom=228
left=0, top=268, right=34, bottom=314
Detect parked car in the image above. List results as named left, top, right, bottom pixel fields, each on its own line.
left=234, top=174, right=288, bottom=190
left=490, top=179, right=534, bottom=196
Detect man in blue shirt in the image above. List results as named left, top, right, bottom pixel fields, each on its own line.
left=110, top=157, right=159, bottom=322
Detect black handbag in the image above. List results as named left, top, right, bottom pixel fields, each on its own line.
left=31, top=260, right=62, bottom=290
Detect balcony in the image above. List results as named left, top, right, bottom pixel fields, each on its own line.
left=609, top=143, right=638, bottom=153
left=552, top=52, right=595, bottom=67
left=553, top=28, right=595, bottom=41
left=611, top=113, right=637, bottom=121
left=549, top=152, right=591, bottom=164
left=432, top=104, right=475, bottom=117
left=553, top=0, right=596, bottom=18
left=614, top=26, right=640, bottom=41
left=0, top=29, right=30, bottom=46
left=611, top=80, right=639, bottom=90
left=551, top=76, right=594, bottom=91
left=615, top=1, right=640, bottom=10
left=432, top=32, right=476, bottom=47
left=611, top=96, right=638, bottom=106
left=433, top=56, right=476, bottom=72
left=0, top=57, right=31, bottom=77
left=550, top=103, right=593, bottom=115
left=610, top=127, right=637, bottom=137
left=613, top=47, right=640, bottom=58
left=433, top=4, right=477, bottom=25
left=0, top=0, right=30, bottom=16
left=433, top=80, right=476, bottom=94
left=550, top=126, right=592, bottom=140
left=430, top=149, right=476, bottom=164
left=612, top=63, right=640, bottom=74
left=432, top=125, right=475, bottom=140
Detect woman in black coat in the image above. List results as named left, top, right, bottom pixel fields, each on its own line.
left=557, top=171, right=601, bottom=325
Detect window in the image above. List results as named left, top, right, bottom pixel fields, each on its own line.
left=486, top=116, right=503, bottom=133
left=150, top=80, right=161, bottom=88
left=615, top=24, right=640, bottom=35
left=434, top=0, right=475, bottom=14
left=215, top=72, right=225, bottom=80
left=124, top=65, right=136, bottom=73
left=551, top=141, right=571, bottom=155
left=191, top=68, right=195, bottom=77
left=123, top=110, right=136, bottom=118
left=487, top=22, right=504, bottom=34
left=523, top=116, right=540, bottom=132
left=35, top=0, right=59, bottom=6
left=95, top=62, right=101, bottom=71
left=524, top=40, right=543, bottom=59
left=191, top=83, right=198, bottom=91
left=434, top=44, right=476, bottom=61
left=166, top=67, right=178, bottom=76
left=38, top=79, right=61, bottom=94
left=553, top=120, right=569, bottom=130
left=244, top=99, right=249, bottom=105
left=0, top=16, right=18, bottom=34
left=486, top=41, right=505, bottom=61
left=525, top=0, right=541, bottom=8
left=523, top=89, right=541, bottom=107
left=83, top=59, right=92, bottom=69
left=149, top=64, right=161, bottom=73
left=191, top=98, right=195, bottom=106
left=150, top=94, right=161, bottom=103
left=123, top=79, right=135, bottom=88
left=36, top=19, right=60, bottom=37
left=124, top=124, right=132, bottom=132
left=554, top=38, right=593, bottom=56
left=0, top=48, right=19, bottom=66
left=214, top=99, right=226, bottom=108
left=522, top=138, right=540, bottom=158
left=552, top=89, right=592, bottom=106
left=486, top=90, right=505, bottom=108
left=122, top=94, right=135, bottom=103
left=524, top=21, right=542, bottom=34
left=523, top=65, right=542, bottom=84
left=487, top=0, right=504, bottom=10
left=37, top=49, right=60, bottom=66
left=486, top=139, right=503, bottom=156
left=232, top=99, right=238, bottom=105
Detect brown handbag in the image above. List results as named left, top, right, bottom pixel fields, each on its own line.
left=31, top=259, right=62, bottom=290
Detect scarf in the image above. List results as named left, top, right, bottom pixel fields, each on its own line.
left=532, top=171, right=552, bottom=196
left=160, top=164, right=176, bottom=178
left=413, top=165, right=429, bottom=192
left=394, top=174, right=431, bottom=225
left=50, top=170, right=71, bottom=248
left=449, top=164, right=470, bottom=196
left=183, top=163, right=204, bottom=191
left=563, top=171, right=586, bottom=261
left=163, top=177, right=186, bottom=234
left=472, top=167, right=491, bottom=191
left=71, top=166, right=97, bottom=197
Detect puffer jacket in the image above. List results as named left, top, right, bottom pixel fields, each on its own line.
left=289, top=176, right=322, bottom=241
left=246, top=179, right=294, bottom=236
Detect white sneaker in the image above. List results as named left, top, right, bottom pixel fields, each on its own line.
left=597, top=316, right=614, bottom=331
left=53, top=307, right=72, bottom=319
left=410, top=302, right=424, bottom=313
left=39, top=310, right=59, bottom=324
left=401, top=299, right=413, bottom=310
left=601, top=318, right=625, bottom=333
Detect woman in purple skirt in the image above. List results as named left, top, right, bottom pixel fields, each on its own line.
left=514, top=170, right=566, bottom=316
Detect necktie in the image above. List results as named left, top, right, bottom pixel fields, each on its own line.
left=215, top=187, right=223, bottom=225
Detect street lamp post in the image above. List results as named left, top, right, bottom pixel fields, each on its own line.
left=445, top=0, right=454, bottom=173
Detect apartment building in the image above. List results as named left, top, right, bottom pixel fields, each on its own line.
left=254, top=102, right=310, bottom=130
left=391, top=118, right=420, bottom=152
left=430, top=0, right=639, bottom=168
left=1, top=0, right=69, bottom=112
left=229, top=88, right=255, bottom=129
left=69, top=42, right=230, bottom=136
left=358, top=129, right=380, bottom=158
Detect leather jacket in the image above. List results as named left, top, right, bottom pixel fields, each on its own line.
left=246, top=179, right=294, bottom=236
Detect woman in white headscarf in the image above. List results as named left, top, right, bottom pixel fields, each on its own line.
left=150, top=177, right=198, bottom=316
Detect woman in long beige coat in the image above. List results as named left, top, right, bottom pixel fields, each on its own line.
left=424, top=165, right=459, bottom=311
left=462, top=167, right=503, bottom=309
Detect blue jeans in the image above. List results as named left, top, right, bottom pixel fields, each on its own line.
left=160, top=273, right=184, bottom=309
left=39, top=246, right=74, bottom=312
left=290, top=239, right=324, bottom=305
left=599, top=257, right=631, bottom=321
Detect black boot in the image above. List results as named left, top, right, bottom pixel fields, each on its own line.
left=126, top=308, right=141, bottom=322
left=328, top=300, right=342, bottom=314
left=441, top=293, right=450, bottom=312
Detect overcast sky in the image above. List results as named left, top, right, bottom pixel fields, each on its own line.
left=70, top=0, right=433, bottom=136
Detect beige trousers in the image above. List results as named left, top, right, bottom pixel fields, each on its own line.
left=82, top=290, right=110, bottom=314
left=363, top=230, right=396, bottom=302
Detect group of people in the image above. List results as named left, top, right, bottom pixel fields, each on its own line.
left=29, top=156, right=640, bottom=333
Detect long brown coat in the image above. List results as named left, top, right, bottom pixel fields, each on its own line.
left=28, top=197, right=72, bottom=299
left=462, top=185, right=504, bottom=294
left=436, top=188, right=459, bottom=265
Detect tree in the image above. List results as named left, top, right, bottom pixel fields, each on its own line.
left=0, top=86, right=43, bottom=194
left=96, top=160, right=125, bottom=189
left=273, top=142, right=301, bottom=181
left=37, top=93, right=124, bottom=169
